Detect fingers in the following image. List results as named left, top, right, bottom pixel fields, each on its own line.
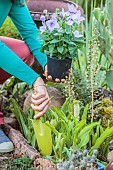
left=47, top=75, right=53, bottom=81
left=44, top=65, right=66, bottom=83
left=31, top=96, right=47, bottom=105
left=32, top=91, right=45, bottom=100
left=31, top=99, right=50, bottom=119
left=44, top=65, right=48, bottom=77
left=31, top=83, right=51, bottom=119
left=33, top=103, right=50, bottom=119
left=44, top=64, right=71, bottom=83
left=61, top=79, right=65, bottom=83
left=46, top=76, right=65, bottom=83
left=31, top=98, right=50, bottom=112
left=55, top=78, right=60, bottom=83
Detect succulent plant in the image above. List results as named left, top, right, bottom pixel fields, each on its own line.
left=56, top=149, right=98, bottom=170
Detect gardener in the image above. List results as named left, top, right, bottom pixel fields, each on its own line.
left=0, top=0, right=64, bottom=153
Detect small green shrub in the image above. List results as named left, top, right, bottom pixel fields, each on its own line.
left=6, top=156, right=36, bottom=170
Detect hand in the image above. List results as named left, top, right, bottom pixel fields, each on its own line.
left=31, top=77, right=50, bottom=119
left=44, top=65, right=65, bottom=83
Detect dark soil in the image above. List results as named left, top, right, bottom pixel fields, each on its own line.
left=0, top=152, right=19, bottom=170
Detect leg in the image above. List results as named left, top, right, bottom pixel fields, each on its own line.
left=0, top=36, right=34, bottom=84
left=0, top=99, right=4, bottom=125
left=0, top=36, right=35, bottom=152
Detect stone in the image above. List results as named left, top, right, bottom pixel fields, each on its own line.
left=107, top=150, right=113, bottom=162
left=23, top=86, right=65, bottom=113
left=4, top=124, right=40, bottom=159
left=4, top=117, right=19, bottom=130
left=34, top=158, right=55, bottom=170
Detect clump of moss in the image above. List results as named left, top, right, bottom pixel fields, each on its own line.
left=95, top=98, right=113, bottom=127
left=6, top=156, right=36, bottom=170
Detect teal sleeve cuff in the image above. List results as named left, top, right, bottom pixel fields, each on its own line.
left=34, top=49, right=47, bottom=70
left=0, top=40, right=39, bottom=87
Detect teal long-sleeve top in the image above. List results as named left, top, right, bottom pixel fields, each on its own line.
left=0, top=0, right=47, bottom=87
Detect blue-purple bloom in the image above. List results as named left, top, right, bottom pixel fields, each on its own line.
left=46, top=19, right=59, bottom=32
left=66, top=17, right=74, bottom=25
left=40, top=23, right=46, bottom=33
left=40, top=15, right=46, bottom=22
left=73, top=30, right=83, bottom=38
left=68, top=10, right=85, bottom=25
left=60, top=8, right=68, bottom=18
left=51, top=13, right=57, bottom=20
left=74, top=10, right=85, bottom=24
left=68, top=3, right=77, bottom=14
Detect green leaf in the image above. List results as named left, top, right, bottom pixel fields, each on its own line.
left=75, top=38, right=85, bottom=44
left=57, top=46, right=64, bottom=53
left=90, top=127, right=113, bottom=152
left=48, top=44, right=55, bottom=56
left=82, top=104, right=89, bottom=120
left=78, top=122, right=100, bottom=148
left=106, top=70, right=113, bottom=90
left=50, top=39, right=61, bottom=43
left=78, top=133, right=89, bottom=149
left=78, top=122, right=100, bottom=138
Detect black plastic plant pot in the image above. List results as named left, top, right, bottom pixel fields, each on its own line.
left=47, top=56, right=72, bottom=80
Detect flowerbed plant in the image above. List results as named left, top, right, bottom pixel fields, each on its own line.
left=39, top=4, right=85, bottom=59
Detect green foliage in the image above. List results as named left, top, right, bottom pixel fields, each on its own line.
left=10, top=96, right=113, bottom=161
left=1, top=17, right=20, bottom=39
left=7, top=156, right=35, bottom=170
left=72, top=0, right=105, bottom=20
left=11, top=98, right=37, bottom=148
left=39, top=8, right=85, bottom=59
left=57, top=69, right=91, bottom=106
left=93, top=0, right=113, bottom=90
left=0, top=76, right=30, bottom=115
left=46, top=98, right=113, bottom=161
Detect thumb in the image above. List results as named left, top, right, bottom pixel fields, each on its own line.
left=44, top=64, right=48, bottom=77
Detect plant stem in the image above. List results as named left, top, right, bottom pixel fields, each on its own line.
left=85, top=0, right=88, bottom=65
left=91, top=51, right=94, bottom=122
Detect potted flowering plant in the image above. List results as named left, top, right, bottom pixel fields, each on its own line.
left=39, top=4, right=85, bottom=79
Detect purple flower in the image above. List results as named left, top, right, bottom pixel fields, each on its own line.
left=40, top=23, right=46, bottom=33
left=60, top=8, right=68, bottom=18
left=73, top=30, right=83, bottom=38
left=75, top=10, right=85, bottom=24
left=40, top=15, right=46, bottom=22
left=46, top=19, right=59, bottom=32
left=51, top=13, right=57, bottom=20
left=68, top=3, right=77, bottom=14
left=69, top=10, right=85, bottom=25
left=66, top=17, right=74, bottom=25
